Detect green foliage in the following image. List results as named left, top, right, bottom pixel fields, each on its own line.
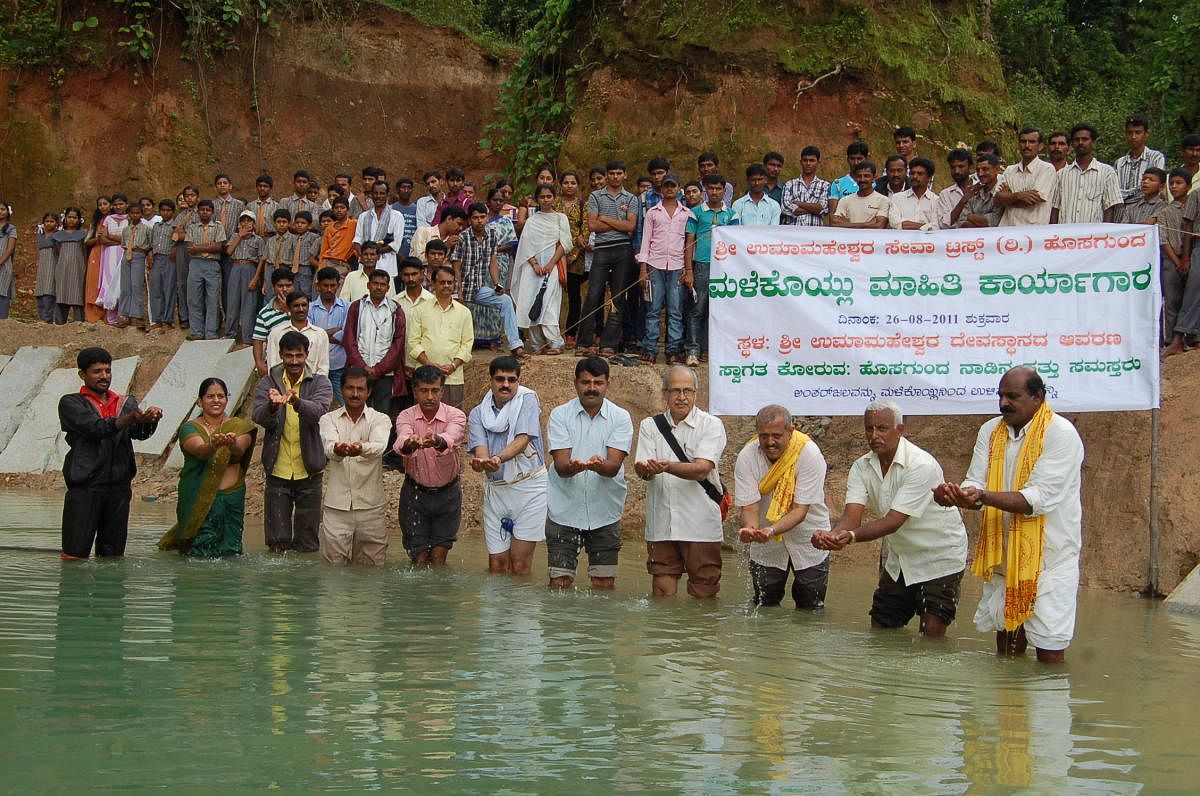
left=994, top=0, right=1200, bottom=160
left=485, top=0, right=586, bottom=191
left=0, top=1, right=97, bottom=67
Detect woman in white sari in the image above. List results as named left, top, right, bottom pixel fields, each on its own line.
left=512, top=184, right=573, bottom=354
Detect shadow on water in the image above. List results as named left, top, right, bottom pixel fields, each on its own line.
left=0, top=490, right=1191, bottom=792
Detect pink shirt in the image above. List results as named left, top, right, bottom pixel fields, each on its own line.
left=637, top=201, right=694, bottom=271
left=393, top=401, right=467, bottom=487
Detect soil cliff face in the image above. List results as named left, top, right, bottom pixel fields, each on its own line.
left=0, top=5, right=507, bottom=213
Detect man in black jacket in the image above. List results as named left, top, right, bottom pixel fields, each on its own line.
left=252, top=330, right=333, bottom=552
left=59, top=347, right=162, bottom=559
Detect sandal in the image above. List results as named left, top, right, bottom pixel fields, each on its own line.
left=543, top=347, right=563, bottom=356
left=599, top=348, right=616, bottom=357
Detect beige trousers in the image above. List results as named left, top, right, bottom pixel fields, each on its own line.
left=320, top=504, right=388, bottom=566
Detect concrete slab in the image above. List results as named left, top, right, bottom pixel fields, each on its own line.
left=165, top=347, right=258, bottom=469
left=0, top=346, right=63, bottom=452
left=0, top=354, right=12, bottom=375
left=133, top=339, right=234, bottom=456
left=1165, top=564, right=1200, bottom=615
left=0, top=357, right=139, bottom=474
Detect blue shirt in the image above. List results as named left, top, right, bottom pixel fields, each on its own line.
left=829, top=173, right=858, bottom=201
left=308, top=296, right=349, bottom=370
left=684, top=205, right=740, bottom=264
left=467, top=389, right=545, bottom=481
left=391, top=202, right=418, bottom=257
left=731, top=193, right=782, bottom=226
left=546, top=398, right=633, bottom=529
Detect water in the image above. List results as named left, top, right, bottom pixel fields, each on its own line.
left=0, top=491, right=1196, bottom=793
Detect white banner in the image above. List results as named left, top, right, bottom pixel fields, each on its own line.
left=707, top=224, right=1161, bottom=416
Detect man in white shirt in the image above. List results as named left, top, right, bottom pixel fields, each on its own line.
left=814, top=401, right=968, bottom=638
left=353, top=180, right=406, bottom=280
left=634, top=365, right=727, bottom=598
left=830, top=161, right=890, bottom=229
left=546, top=357, right=634, bottom=590
left=318, top=368, right=392, bottom=565
left=415, top=170, right=444, bottom=228
left=935, top=149, right=973, bottom=230
left=934, top=366, right=1085, bottom=664
left=266, top=291, right=330, bottom=376
left=734, top=405, right=831, bottom=609
left=995, top=127, right=1058, bottom=226
left=887, top=157, right=939, bottom=229
left=467, top=355, right=547, bottom=576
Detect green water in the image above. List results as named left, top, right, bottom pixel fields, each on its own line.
left=0, top=491, right=1195, bottom=794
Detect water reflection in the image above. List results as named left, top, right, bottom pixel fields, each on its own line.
left=0, top=491, right=1194, bottom=792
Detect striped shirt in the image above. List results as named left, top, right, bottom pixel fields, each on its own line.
left=213, top=195, right=246, bottom=238
left=229, top=233, right=263, bottom=261
left=150, top=220, right=175, bottom=255
left=184, top=221, right=226, bottom=259
left=294, top=231, right=322, bottom=268
left=121, top=220, right=152, bottom=252
left=253, top=302, right=290, bottom=342
left=781, top=175, right=831, bottom=226
left=279, top=194, right=317, bottom=220
left=450, top=226, right=498, bottom=302
left=586, top=188, right=638, bottom=248
left=245, top=198, right=279, bottom=236
left=1052, top=159, right=1122, bottom=223
left=1114, top=148, right=1166, bottom=203
left=1119, top=195, right=1167, bottom=225
left=263, top=235, right=289, bottom=270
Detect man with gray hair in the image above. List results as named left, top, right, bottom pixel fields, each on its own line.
left=734, top=404, right=831, bottom=608
left=813, top=400, right=967, bottom=638
left=634, top=364, right=728, bottom=598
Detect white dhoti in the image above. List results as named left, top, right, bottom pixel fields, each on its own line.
left=973, top=559, right=1079, bottom=650
left=482, top=469, right=548, bottom=554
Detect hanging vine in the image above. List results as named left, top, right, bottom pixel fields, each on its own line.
left=480, top=0, right=592, bottom=190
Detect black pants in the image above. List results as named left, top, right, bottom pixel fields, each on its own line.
left=62, top=485, right=132, bottom=558
left=576, top=246, right=632, bottom=351
left=750, top=558, right=829, bottom=609
left=264, top=473, right=323, bottom=552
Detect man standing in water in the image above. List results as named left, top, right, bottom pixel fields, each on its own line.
left=634, top=365, right=727, bottom=598
left=252, top=331, right=333, bottom=553
left=734, top=404, right=831, bottom=609
left=395, top=365, right=467, bottom=566
left=934, top=366, right=1084, bottom=662
left=813, top=401, right=968, bottom=638
left=467, top=355, right=547, bottom=575
left=545, top=356, right=633, bottom=590
left=59, top=347, right=162, bottom=559
left=318, top=367, right=392, bottom=566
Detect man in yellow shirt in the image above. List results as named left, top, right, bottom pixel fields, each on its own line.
left=409, top=265, right=474, bottom=408
left=251, top=330, right=334, bottom=553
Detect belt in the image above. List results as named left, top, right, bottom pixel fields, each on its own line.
left=232, top=258, right=256, bottom=264
left=408, top=477, right=460, bottom=493
left=492, top=464, right=546, bottom=486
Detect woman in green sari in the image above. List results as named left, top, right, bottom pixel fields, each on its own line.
left=158, top=377, right=256, bottom=558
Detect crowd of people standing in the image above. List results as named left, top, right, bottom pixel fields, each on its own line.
left=5, top=117, right=1198, bottom=354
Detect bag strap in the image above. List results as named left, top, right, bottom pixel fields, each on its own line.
left=653, top=414, right=724, bottom=504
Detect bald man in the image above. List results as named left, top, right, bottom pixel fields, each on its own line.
left=934, top=366, right=1084, bottom=663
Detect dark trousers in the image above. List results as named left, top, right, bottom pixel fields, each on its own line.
left=62, top=485, right=132, bottom=558
left=37, top=294, right=56, bottom=323
left=565, top=271, right=587, bottom=338
left=56, top=303, right=84, bottom=324
left=576, top=246, right=632, bottom=351
left=264, top=473, right=323, bottom=552
left=750, top=558, right=829, bottom=609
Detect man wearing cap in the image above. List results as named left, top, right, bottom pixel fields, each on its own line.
left=224, top=209, right=265, bottom=343
left=636, top=173, right=694, bottom=365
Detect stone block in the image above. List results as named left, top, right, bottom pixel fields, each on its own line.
left=0, top=346, right=63, bottom=452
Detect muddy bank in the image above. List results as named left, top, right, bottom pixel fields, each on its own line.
left=0, top=317, right=1186, bottom=593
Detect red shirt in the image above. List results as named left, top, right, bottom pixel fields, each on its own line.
left=79, top=386, right=124, bottom=419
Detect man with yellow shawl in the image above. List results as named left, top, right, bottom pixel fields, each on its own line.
left=733, top=404, right=831, bottom=608
left=934, top=367, right=1084, bottom=663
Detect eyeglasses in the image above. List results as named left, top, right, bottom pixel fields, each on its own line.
left=493, top=376, right=519, bottom=384
left=664, top=388, right=696, bottom=397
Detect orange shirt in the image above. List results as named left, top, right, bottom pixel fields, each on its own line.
left=319, top=219, right=357, bottom=262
